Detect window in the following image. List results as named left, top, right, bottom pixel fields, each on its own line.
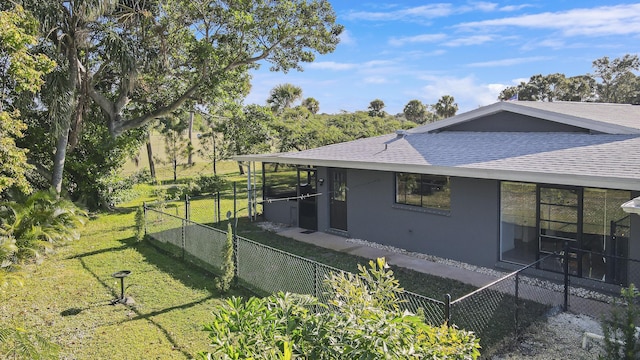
left=263, top=163, right=297, bottom=199
left=395, top=173, right=450, bottom=211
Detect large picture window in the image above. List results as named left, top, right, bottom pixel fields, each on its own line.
left=395, top=173, right=450, bottom=211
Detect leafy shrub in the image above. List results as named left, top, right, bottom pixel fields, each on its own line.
left=200, top=258, right=480, bottom=359
left=194, top=175, right=226, bottom=195
left=0, top=189, right=87, bottom=261
left=134, top=206, right=145, bottom=241
left=601, top=284, right=640, bottom=360
left=214, top=222, right=234, bottom=293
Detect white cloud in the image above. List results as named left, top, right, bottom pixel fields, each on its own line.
left=456, top=4, right=640, bottom=37
left=346, top=2, right=504, bottom=22
left=389, top=33, right=447, bottom=46
left=346, top=4, right=455, bottom=21
left=445, top=34, right=495, bottom=47
left=307, top=61, right=357, bottom=71
left=499, top=4, right=535, bottom=12
left=364, top=76, right=388, bottom=84
left=418, top=75, right=505, bottom=111
left=339, top=29, right=356, bottom=45
left=467, top=56, right=551, bottom=67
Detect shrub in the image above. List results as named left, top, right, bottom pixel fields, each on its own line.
left=200, top=258, right=480, bottom=359
left=601, top=284, right=640, bottom=360
left=214, top=222, right=234, bottom=293
left=194, top=175, right=226, bottom=195
left=0, top=189, right=87, bottom=261
left=134, top=206, right=145, bottom=241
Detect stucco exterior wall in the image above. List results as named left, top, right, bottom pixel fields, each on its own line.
left=263, top=200, right=298, bottom=227
left=316, top=168, right=500, bottom=268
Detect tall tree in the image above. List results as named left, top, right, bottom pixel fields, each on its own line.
left=0, top=5, right=55, bottom=195
left=592, top=54, right=640, bottom=103
left=217, top=104, right=273, bottom=174
left=267, top=83, right=303, bottom=114
left=302, top=97, right=320, bottom=114
left=24, top=0, right=342, bottom=195
left=432, top=95, right=458, bottom=118
left=158, top=115, right=190, bottom=182
left=368, top=99, right=385, bottom=117
left=499, top=73, right=597, bottom=102
left=403, top=99, right=427, bottom=124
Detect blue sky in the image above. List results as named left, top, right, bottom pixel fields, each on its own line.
left=244, top=1, right=640, bottom=115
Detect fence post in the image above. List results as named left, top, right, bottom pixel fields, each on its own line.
left=444, top=294, right=451, bottom=326
left=563, top=241, right=570, bottom=311
left=143, top=201, right=147, bottom=236
left=232, top=221, right=239, bottom=286
left=185, top=194, right=190, bottom=221
left=182, top=219, right=186, bottom=260
left=217, top=191, right=221, bottom=224
left=515, top=271, right=520, bottom=340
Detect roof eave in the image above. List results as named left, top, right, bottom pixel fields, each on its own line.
left=233, top=155, right=640, bottom=191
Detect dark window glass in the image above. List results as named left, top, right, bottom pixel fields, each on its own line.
left=263, top=163, right=297, bottom=199
left=395, top=173, right=450, bottom=210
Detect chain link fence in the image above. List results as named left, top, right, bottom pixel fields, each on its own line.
left=144, top=205, right=638, bottom=349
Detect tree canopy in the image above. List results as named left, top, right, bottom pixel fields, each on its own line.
left=498, top=54, right=639, bottom=103
left=20, top=0, right=343, bottom=196
left=0, top=5, right=55, bottom=196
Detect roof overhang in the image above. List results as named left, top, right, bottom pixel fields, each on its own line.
left=235, top=154, right=640, bottom=191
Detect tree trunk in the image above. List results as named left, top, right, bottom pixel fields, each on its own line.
left=212, top=132, right=217, bottom=175
left=146, top=132, right=156, bottom=179
left=173, top=158, right=177, bottom=182
left=188, top=111, right=194, bottom=166
left=52, top=129, right=69, bottom=196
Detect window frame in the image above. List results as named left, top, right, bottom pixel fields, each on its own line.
left=395, top=173, right=451, bottom=212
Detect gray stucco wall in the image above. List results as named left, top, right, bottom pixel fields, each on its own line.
left=317, top=168, right=500, bottom=268
left=444, top=112, right=591, bottom=133
left=263, top=199, right=298, bottom=227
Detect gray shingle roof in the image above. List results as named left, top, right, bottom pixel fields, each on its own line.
left=235, top=101, right=640, bottom=190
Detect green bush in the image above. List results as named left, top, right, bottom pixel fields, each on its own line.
left=200, top=258, right=480, bottom=359
left=0, top=189, right=87, bottom=261
left=601, top=284, right=640, bottom=360
left=214, top=222, right=234, bottom=293
left=134, top=206, right=145, bottom=241
left=194, top=175, right=227, bottom=195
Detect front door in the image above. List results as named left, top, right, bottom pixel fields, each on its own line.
left=329, top=168, right=347, bottom=231
left=298, top=168, right=317, bottom=230
left=537, top=186, right=582, bottom=275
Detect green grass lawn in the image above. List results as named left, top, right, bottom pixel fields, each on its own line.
left=0, top=206, right=252, bottom=359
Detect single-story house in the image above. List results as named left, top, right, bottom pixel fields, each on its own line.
left=235, top=101, right=640, bottom=288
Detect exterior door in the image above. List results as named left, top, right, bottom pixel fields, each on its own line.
left=298, top=168, right=317, bottom=230
left=537, top=186, right=582, bottom=275
left=329, top=168, right=347, bottom=231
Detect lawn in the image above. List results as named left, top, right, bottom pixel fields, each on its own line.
left=0, top=197, right=253, bottom=359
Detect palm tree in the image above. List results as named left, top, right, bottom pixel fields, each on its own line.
left=433, top=95, right=458, bottom=119
left=368, top=99, right=385, bottom=117
left=267, top=84, right=303, bottom=114
left=302, top=97, right=320, bottom=114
